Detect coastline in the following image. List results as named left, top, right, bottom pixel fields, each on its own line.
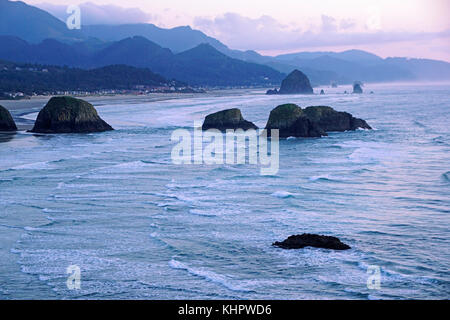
left=0, top=88, right=267, bottom=114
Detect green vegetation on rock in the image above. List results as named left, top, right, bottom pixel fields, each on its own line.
left=30, top=96, right=113, bottom=133
left=202, top=108, right=257, bottom=132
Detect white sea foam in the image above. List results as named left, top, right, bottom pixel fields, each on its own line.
left=188, top=209, right=217, bottom=217
left=308, top=175, right=332, bottom=182
left=271, top=191, right=295, bottom=199
left=169, top=259, right=252, bottom=292
left=12, top=161, right=51, bottom=170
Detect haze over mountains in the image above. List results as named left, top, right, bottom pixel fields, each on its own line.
left=1, top=0, right=449, bottom=87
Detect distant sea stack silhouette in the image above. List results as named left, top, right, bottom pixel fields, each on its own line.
left=353, top=83, right=363, bottom=94
left=0, top=105, right=17, bottom=131
left=266, top=69, right=313, bottom=95
left=30, top=96, right=113, bottom=133
left=265, top=104, right=371, bottom=138
left=202, top=108, right=257, bottom=132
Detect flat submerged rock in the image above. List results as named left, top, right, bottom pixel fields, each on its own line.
left=273, top=233, right=351, bottom=250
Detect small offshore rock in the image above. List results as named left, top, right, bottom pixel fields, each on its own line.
left=273, top=233, right=351, bottom=250
left=201, top=108, right=257, bottom=132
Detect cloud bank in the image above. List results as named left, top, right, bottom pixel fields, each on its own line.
left=36, top=2, right=154, bottom=25
left=193, top=12, right=449, bottom=53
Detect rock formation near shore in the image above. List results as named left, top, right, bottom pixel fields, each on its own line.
left=201, top=108, right=257, bottom=132
left=0, top=105, right=17, bottom=131
left=303, top=106, right=372, bottom=132
left=273, top=234, right=351, bottom=250
left=266, top=69, right=313, bottom=95
left=264, top=104, right=371, bottom=138
left=30, top=96, right=113, bottom=133
left=265, top=104, right=325, bottom=138
left=353, top=83, right=363, bottom=94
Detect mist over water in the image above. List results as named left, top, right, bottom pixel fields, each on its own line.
left=0, top=83, right=449, bottom=299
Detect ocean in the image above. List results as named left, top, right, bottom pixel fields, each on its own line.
left=0, top=83, right=449, bottom=299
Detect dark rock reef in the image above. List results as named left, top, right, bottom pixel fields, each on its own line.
left=30, top=96, right=113, bottom=133
left=266, top=69, right=313, bottom=95
left=264, top=104, right=371, bottom=138
left=273, top=234, right=351, bottom=250
left=353, top=83, right=363, bottom=94
left=265, top=104, right=325, bottom=138
left=303, top=106, right=372, bottom=132
left=201, top=108, right=257, bottom=132
left=266, top=88, right=278, bottom=95
left=0, top=105, right=17, bottom=131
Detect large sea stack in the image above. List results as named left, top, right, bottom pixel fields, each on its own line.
left=266, top=70, right=313, bottom=95
left=265, top=104, right=325, bottom=138
left=30, top=96, right=113, bottom=133
left=265, top=104, right=371, bottom=138
left=0, top=105, right=17, bottom=131
left=202, top=108, right=257, bottom=132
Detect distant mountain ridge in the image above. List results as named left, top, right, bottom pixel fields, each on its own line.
left=0, top=36, right=285, bottom=86
left=1, top=0, right=450, bottom=86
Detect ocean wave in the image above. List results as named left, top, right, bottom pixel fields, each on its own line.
left=168, top=259, right=253, bottom=293
left=188, top=209, right=218, bottom=217
left=11, top=161, right=51, bottom=170
left=271, top=191, right=295, bottom=199
left=357, top=261, right=439, bottom=285
left=308, top=175, right=332, bottom=182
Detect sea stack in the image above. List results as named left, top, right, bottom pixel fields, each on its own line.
left=202, top=108, right=257, bottom=132
left=264, top=104, right=325, bottom=138
left=303, top=106, right=372, bottom=132
left=264, top=104, right=371, bottom=138
left=266, top=69, right=313, bottom=95
left=30, top=96, right=113, bottom=133
left=0, top=105, right=17, bottom=131
left=353, top=83, right=363, bottom=94
left=279, top=70, right=313, bottom=94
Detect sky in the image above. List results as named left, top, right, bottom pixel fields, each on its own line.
left=27, top=0, right=450, bottom=61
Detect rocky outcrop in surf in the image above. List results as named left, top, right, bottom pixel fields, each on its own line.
left=201, top=108, right=257, bottom=132
left=265, top=104, right=325, bottom=138
left=0, top=105, right=17, bottom=131
left=264, top=104, right=371, bottom=138
left=266, top=69, right=313, bottom=95
left=353, top=83, right=363, bottom=94
left=30, top=96, right=113, bottom=133
left=303, top=106, right=372, bottom=132
left=273, top=233, right=351, bottom=250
